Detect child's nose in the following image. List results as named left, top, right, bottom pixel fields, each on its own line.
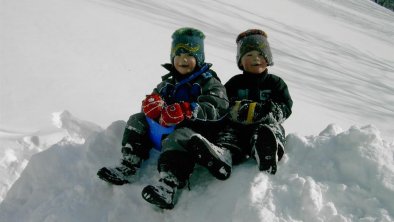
left=179, top=54, right=188, bottom=60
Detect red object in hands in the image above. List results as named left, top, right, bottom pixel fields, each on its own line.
left=180, top=102, right=193, bottom=119
left=159, top=103, right=185, bottom=126
left=142, top=94, right=165, bottom=119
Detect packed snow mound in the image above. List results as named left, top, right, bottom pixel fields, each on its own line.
left=52, top=110, right=103, bottom=143
left=0, top=129, right=65, bottom=203
left=0, top=111, right=101, bottom=203
left=1, top=118, right=393, bottom=222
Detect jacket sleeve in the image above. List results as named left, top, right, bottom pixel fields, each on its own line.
left=192, top=77, right=229, bottom=121
left=152, top=81, right=167, bottom=96
left=270, top=77, right=293, bottom=123
left=224, top=77, right=238, bottom=103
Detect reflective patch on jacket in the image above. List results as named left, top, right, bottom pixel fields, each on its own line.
left=236, top=89, right=272, bottom=102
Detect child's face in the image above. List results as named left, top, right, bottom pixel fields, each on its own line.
left=240, top=50, right=268, bottom=74
left=174, top=53, right=197, bottom=75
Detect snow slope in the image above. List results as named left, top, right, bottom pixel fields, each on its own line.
left=1, top=0, right=394, bottom=221
left=1, top=0, right=394, bottom=139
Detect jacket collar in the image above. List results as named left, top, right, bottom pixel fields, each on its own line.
left=243, top=68, right=268, bottom=76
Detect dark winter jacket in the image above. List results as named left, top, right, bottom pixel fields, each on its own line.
left=152, top=63, right=229, bottom=134
left=225, top=70, right=292, bottom=124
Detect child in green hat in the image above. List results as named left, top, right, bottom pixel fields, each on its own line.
left=97, top=27, right=231, bottom=209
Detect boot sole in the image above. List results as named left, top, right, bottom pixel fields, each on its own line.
left=97, top=167, right=131, bottom=185
left=142, top=185, right=174, bottom=209
left=253, top=125, right=278, bottom=174
left=189, top=136, right=231, bottom=180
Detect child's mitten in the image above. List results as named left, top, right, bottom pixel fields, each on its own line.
left=159, top=103, right=185, bottom=126
left=265, top=101, right=286, bottom=124
left=142, top=94, right=165, bottom=119
left=260, top=112, right=278, bottom=125
left=231, top=100, right=270, bottom=124
left=179, top=101, right=195, bottom=119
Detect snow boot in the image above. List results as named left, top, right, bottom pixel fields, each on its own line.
left=141, top=171, right=179, bottom=209
left=251, top=124, right=278, bottom=174
left=97, top=144, right=141, bottom=185
left=215, top=126, right=245, bottom=165
left=188, top=135, right=232, bottom=180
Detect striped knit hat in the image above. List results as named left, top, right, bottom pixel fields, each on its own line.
left=236, top=29, right=273, bottom=70
left=171, top=27, right=205, bottom=67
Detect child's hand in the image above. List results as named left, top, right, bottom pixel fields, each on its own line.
left=263, top=101, right=286, bottom=124
left=159, top=103, right=185, bottom=126
left=252, top=102, right=271, bottom=121
left=230, top=100, right=271, bottom=124
left=142, top=94, right=165, bottom=119
left=179, top=102, right=194, bottom=119
left=260, top=112, right=277, bottom=124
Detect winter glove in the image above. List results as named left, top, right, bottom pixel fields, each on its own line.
left=159, top=103, right=185, bottom=127
left=230, top=100, right=270, bottom=124
left=142, top=94, right=165, bottom=119
left=265, top=101, right=286, bottom=124
left=179, top=101, right=194, bottom=119
left=259, top=112, right=277, bottom=125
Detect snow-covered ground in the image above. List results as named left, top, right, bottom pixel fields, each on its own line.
left=1, top=0, right=393, bottom=221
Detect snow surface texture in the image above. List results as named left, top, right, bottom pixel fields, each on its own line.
left=0, top=111, right=103, bottom=203
left=1, top=0, right=394, bottom=221
left=0, top=111, right=393, bottom=222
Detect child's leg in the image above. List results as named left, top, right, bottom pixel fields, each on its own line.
left=187, top=134, right=232, bottom=180
left=215, top=125, right=246, bottom=165
left=97, top=112, right=152, bottom=185
left=142, top=129, right=196, bottom=209
left=271, top=124, right=286, bottom=161
left=121, top=112, right=153, bottom=159
left=141, top=128, right=232, bottom=209
left=251, top=124, right=278, bottom=174
left=160, top=127, right=232, bottom=180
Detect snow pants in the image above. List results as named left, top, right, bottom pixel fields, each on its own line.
left=158, top=127, right=205, bottom=183
left=121, top=112, right=152, bottom=160
left=216, top=122, right=286, bottom=165
left=122, top=112, right=216, bottom=183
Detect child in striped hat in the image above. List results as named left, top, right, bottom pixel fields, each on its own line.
left=216, top=29, right=293, bottom=175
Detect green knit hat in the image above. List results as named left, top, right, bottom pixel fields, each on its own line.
left=236, top=29, right=273, bottom=70
left=171, top=27, right=205, bottom=67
